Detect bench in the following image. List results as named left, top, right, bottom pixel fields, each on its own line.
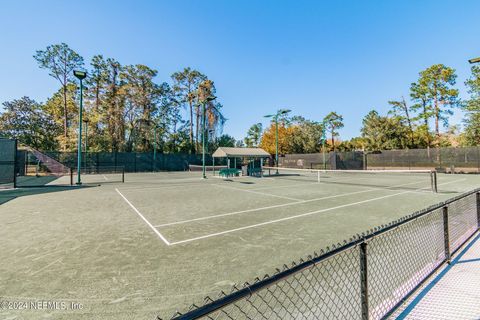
left=218, top=168, right=241, bottom=178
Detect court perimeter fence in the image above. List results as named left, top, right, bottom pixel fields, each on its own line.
left=22, top=146, right=480, bottom=175
left=161, top=188, right=480, bottom=320
left=366, top=147, right=480, bottom=172
left=44, top=152, right=225, bottom=173
left=280, top=147, right=480, bottom=172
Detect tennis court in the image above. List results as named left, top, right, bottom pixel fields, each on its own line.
left=1, top=169, right=479, bottom=319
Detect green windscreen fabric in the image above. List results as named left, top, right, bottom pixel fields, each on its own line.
left=0, top=138, right=16, bottom=187
left=44, top=152, right=224, bottom=173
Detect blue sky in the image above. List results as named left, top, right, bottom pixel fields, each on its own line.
left=1, top=0, right=479, bottom=140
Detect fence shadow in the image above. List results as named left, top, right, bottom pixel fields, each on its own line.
left=0, top=185, right=92, bottom=206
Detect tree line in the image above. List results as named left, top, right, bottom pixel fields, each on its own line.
left=1, top=47, right=479, bottom=155
left=245, top=63, right=480, bottom=154
left=0, top=43, right=234, bottom=153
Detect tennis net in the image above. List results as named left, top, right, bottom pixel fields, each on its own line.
left=189, top=164, right=228, bottom=172
left=263, top=166, right=438, bottom=192
left=70, top=166, right=125, bottom=185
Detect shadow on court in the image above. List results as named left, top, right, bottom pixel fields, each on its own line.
left=0, top=185, right=93, bottom=205
left=16, top=175, right=62, bottom=187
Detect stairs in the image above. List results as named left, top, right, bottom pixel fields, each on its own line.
left=25, top=147, right=70, bottom=176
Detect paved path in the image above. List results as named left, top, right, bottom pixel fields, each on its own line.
left=393, top=232, right=480, bottom=320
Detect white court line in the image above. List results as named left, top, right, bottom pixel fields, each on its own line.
left=115, top=188, right=171, bottom=246
left=168, top=179, right=465, bottom=245
left=30, top=258, right=63, bottom=276
left=116, top=181, right=219, bottom=192
left=116, top=178, right=226, bottom=191
left=154, top=179, right=428, bottom=228
left=103, top=175, right=109, bottom=181
left=212, top=183, right=303, bottom=202
left=252, top=181, right=321, bottom=191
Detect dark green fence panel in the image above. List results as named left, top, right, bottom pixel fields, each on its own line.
left=0, top=138, right=16, bottom=188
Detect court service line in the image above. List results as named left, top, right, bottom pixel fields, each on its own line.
left=252, top=181, right=322, bottom=191
left=115, top=188, right=171, bottom=246
left=212, top=183, right=303, bottom=202
left=168, top=179, right=465, bottom=245
left=154, top=179, right=428, bottom=228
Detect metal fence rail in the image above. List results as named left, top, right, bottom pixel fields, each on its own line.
left=161, top=188, right=480, bottom=320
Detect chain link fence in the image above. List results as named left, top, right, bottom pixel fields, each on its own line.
left=32, top=147, right=480, bottom=173
left=366, top=147, right=480, bottom=172
left=160, top=189, right=480, bottom=320
left=279, top=147, right=480, bottom=172
left=279, top=151, right=364, bottom=170
left=45, top=152, right=221, bottom=173
left=0, top=138, right=16, bottom=188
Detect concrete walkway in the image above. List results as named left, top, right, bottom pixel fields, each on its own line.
left=392, top=232, right=480, bottom=320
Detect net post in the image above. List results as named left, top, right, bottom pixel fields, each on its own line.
left=443, top=206, right=451, bottom=263
left=317, top=170, right=320, bottom=183
left=360, top=241, right=369, bottom=320
left=122, top=166, right=125, bottom=183
left=430, top=171, right=438, bottom=193
left=70, top=167, right=73, bottom=186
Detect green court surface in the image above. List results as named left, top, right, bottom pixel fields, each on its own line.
left=1, top=171, right=479, bottom=319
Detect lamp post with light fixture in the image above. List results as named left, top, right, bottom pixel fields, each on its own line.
left=201, top=95, right=217, bottom=179
left=264, top=109, right=291, bottom=174
left=73, top=70, right=87, bottom=185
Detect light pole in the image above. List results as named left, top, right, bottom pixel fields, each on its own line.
left=321, top=124, right=327, bottom=170
left=83, top=118, right=89, bottom=171
left=74, top=70, right=87, bottom=185
left=201, top=95, right=217, bottom=179
left=153, top=125, right=157, bottom=172
left=264, top=109, right=291, bottom=174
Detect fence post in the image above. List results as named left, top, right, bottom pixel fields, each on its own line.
left=360, top=241, right=369, bottom=320
left=443, top=206, right=451, bottom=263
left=476, top=192, right=480, bottom=230
left=477, top=146, right=480, bottom=173
left=13, top=139, right=17, bottom=188
left=25, top=151, right=28, bottom=178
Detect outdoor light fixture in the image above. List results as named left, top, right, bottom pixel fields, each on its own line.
left=468, top=57, right=480, bottom=64
left=73, top=70, right=87, bottom=80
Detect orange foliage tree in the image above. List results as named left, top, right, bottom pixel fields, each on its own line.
left=259, top=123, right=299, bottom=155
